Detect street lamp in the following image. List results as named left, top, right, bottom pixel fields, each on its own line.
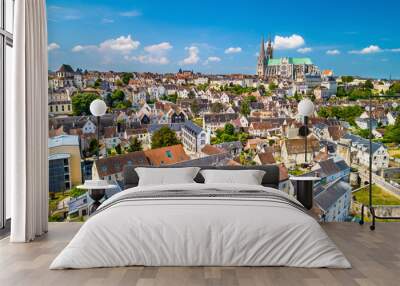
left=298, top=99, right=314, bottom=165
left=90, top=99, right=107, bottom=159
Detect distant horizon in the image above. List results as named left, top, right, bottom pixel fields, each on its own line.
left=48, top=64, right=398, bottom=81
left=47, top=0, right=400, bottom=79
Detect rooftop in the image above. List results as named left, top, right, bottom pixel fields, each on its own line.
left=48, top=135, right=80, bottom=148
left=268, top=57, right=313, bottom=66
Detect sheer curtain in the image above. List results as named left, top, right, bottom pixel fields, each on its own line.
left=8, top=0, right=48, bottom=242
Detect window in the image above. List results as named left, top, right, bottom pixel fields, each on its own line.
left=1, top=0, right=14, bottom=229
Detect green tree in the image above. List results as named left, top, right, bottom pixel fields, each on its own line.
left=88, top=138, right=99, bottom=156
left=115, top=79, right=123, bottom=87
left=240, top=101, right=251, bottom=116
left=244, top=95, right=257, bottom=104
left=70, top=187, right=86, bottom=198
left=112, top=89, right=125, bottom=102
left=94, top=78, right=102, bottom=88
left=151, top=126, right=180, bottom=149
left=190, top=100, right=200, bottom=116
left=128, top=136, right=143, bottom=152
left=364, top=79, right=374, bottom=90
left=269, top=82, right=278, bottom=91
left=122, top=73, right=133, bottom=85
left=211, top=102, right=224, bottom=113
left=383, top=115, right=400, bottom=144
left=224, top=123, right=235, bottom=135
left=341, top=76, right=354, bottom=83
left=389, top=82, right=400, bottom=94
left=71, top=93, right=100, bottom=115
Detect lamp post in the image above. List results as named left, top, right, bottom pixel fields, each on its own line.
left=298, top=99, right=315, bottom=166
left=90, top=99, right=107, bottom=159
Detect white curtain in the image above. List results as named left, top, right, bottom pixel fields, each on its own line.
left=8, top=0, right=49, bottom=242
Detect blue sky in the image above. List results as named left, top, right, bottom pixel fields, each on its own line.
left=47, top=0, right=400, bottom=78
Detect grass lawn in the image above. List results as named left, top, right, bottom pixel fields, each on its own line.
left=353, top=185, right=400, bottom=205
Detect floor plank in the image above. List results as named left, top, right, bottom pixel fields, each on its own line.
left=0, top=222, right=399, bottom=286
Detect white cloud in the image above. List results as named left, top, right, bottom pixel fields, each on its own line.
left=273, top=34, right=305, bottom=50
left=126, top=42, right=173, bottom=65
left=224, top=47, right=242, bottom=54
left=326, top=49, right=341, bottom=55
left=297, top=47, right=312, bottom=54
left=349, top=45, right=382, bottom=54
left=48, top=42, right=60, bottom=51
left=125, top=55, right=169, bottom=65
left=72, top=35, right=140, bottom=55
left=390, top=48, right=400, bottom=52
left=180, top=46, right=200, bottom=65
left=204, top=56, right=221, bottom=65
left=144, top=42, right=172, bottom=53
left=71, top=45, right=96, bottom=52
left=99, top=35, right=140, bottom=54
left=120, top=10, right=141, bottom=17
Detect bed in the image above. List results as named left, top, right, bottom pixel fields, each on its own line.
left=50, top=165, right=351, bottom=269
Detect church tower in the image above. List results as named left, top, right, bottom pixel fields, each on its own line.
left=257, top=36, right=267, bottom=78
left=266, top=35, right=273, bottom=59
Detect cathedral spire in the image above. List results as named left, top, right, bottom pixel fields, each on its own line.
left=267, top=34, right=273, bottom=59
left=257, top=36, right=267, bottom=79
left=260, top=36, right=265, bottom=58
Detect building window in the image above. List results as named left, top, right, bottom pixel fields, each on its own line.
left=1, top=0, right=15, bottom=229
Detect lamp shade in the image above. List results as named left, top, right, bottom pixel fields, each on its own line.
left=90, top=99, right=107, bottom=117
left=298, top=99, right=314, bottom=117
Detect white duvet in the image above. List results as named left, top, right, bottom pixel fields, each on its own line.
left=50, top=183, right=351, bottom=269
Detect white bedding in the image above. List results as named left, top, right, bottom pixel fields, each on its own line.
left=50, top=183, right=351, bottom=269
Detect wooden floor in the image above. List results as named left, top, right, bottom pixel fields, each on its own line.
left=0, top=222, right=399, bottom=286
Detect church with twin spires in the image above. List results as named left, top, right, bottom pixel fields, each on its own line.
left=257, top=36, right=319, bottom=81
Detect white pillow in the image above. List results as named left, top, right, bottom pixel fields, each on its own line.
left=136, top=167, right=200, bottom=186
left=200, top=169, right=266, bottom=185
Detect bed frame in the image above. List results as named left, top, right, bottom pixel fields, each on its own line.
left=123, top=165, right=280, bottom=190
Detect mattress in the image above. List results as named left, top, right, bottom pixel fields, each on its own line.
left=50, top=183, right=351, bottom=269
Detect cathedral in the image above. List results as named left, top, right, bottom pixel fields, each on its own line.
left=257, top=36, right=320, bottom=81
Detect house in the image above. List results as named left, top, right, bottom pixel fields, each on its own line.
left=48, top=135, right=82, bottom=192
left=281, top=136, right=320, bottom=167
left=181, top=121, right=210, bottom=154
left=387, top=111, right=399, bottom=125
left=355, top=117, right=378, bottom=130
left=215, top=141, right=243, bottom=157
left=312, top=158, right=350, bottom=185
left=144, top=144, right=190, bottom=166
left=360, top=108, right=388, bottom=126
left=92, top=151, right=149, bottom=181
left=203, top=113, right=238, bottom=133
left=244, top=138, right=269, bottom=152
left=200, top=145, right=226, bottom=157
left=124, top=128, right=149, bottom=144
left=313, top=87, right=331, bottom=100
left=337, top=133, right=389, bottom=172
left=248, top=121, right=279, bottom=138
left=48, top=90, right=72, bottom=115
left=254, top=151, right=276, bottom=165
left=277, top=163, right=293, bottom=196
left=82, top=119, right=97, bottom=134
left=314, top=180, right=352, bottom=222
left=103, top=126, right=121, bottom=149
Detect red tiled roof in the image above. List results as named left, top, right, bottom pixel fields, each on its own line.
left=201, top=145, right=225, bottom=156
left=144, top=144, right=190, bottom=166
left=256, top=152, right=276, bottom=164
